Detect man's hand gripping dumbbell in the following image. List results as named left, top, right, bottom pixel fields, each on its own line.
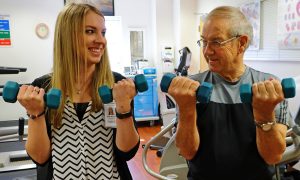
left=240, top=78, right=296, bottom=127
left=160, top=73, right=213, bottom=104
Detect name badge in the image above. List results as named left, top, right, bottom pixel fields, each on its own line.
left=104, top=101, right=117, bottom=128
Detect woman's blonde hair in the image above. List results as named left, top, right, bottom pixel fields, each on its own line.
left=50, top=3, right=114, bottom=128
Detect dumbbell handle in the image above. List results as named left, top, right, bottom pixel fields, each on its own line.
left=160, top=73, right=213, bottom=103
left=99, top=74, right=149, bottom=104
left=240, top=78, right=296, bottom=103
left=2, top=81, right=61, bottom=109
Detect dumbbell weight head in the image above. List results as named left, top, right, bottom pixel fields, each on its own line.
left=2, top=81, right=19, bottom=103
left=45, top=88, right=61, bottom=109
left=281, top=78, right=296, bottom=99
left=197, top=82, right=213, bottom=103
left=134, top=74, right=148, bottom=92
left=160, top=73, right=176, bottom=93
left=240, top=84, right=252, bottom=103
left=98, top=85, right=112, bottom=104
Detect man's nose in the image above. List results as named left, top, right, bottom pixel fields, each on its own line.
left=203, top=43, right=214, bottom=56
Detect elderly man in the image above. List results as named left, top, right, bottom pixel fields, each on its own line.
left=168, top=6, right=291, bottom=180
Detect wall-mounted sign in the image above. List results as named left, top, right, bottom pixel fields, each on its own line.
left=0, top=15, right=11, bottom=47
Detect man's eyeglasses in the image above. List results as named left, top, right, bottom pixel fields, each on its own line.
left=197, top=35, right=241, bottom=49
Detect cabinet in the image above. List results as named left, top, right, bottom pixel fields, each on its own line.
left=128, top=75, right=159, bottom=122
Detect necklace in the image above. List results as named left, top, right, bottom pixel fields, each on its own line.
left=75, top=82, right=85, bottom=95
left=75, top=71, right=93, bottom=95
left=75, top=79, right=91, bottom=95
left=75, top=84, right=85, bottom=95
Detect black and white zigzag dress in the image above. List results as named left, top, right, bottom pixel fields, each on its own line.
left=51, top=99, right=120, bottom=180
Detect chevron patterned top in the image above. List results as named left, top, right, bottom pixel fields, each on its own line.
left=51, top=98, right=120, bottom=179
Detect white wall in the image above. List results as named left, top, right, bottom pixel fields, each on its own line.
left=0, top=0, right=63, bottom=121
left=114, top=0, right=154, bottom=67
left=154, top=0, right=175, bottom=79
left=0, top=0, right=63, bottom=83
left=153, top=0, right=198, bottom=81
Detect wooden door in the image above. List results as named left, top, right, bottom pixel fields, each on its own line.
left=199, top=15, right=208, bottom=72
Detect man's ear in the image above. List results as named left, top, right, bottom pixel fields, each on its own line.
left=238, top=35, right=249, bottom=53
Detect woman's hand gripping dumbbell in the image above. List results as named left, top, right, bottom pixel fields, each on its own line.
left=240, top=78, right=296, bottom=103
left=2, top=81, right=61, bottom=109
left=160, top=73, right=213, bottom=103
left=98, top=74, right=148, bottom=104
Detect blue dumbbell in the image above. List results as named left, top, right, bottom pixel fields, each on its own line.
left=160, top=73, right=213, bottom=103
left=240, top=78, right=296, bottom=103
left=2, top=81, right=61, bottom=109
left=98, top=74, right=148, bottom=104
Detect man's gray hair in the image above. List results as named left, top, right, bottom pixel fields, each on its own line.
left=205, top=6, right=253, bottom=49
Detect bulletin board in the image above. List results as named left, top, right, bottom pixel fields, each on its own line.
left=244, top=0, right=300, bottom=61
left=278, top=0, right=300, bottom=49
left=240, top=0, right=260, bottom=50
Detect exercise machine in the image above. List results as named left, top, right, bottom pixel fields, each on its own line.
left=275, top=106, right=300, bottom=180
left=0, top=66, right=37, bottom=179
left=143, top=118, right=187, bottom=180
left=147, top=47, right=193, bottom=156
left=0, top=118, right=37, bottom=179
left=0, top=66, right=27, bottom=74
left=175, top=47, right=191, bottom=76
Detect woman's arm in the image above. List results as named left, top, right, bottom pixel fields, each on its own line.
left=26, top=114, right=51, bottom=164
left=17, top=85, right=51, bottom=164
left=113, top=78, right=139, bottom=152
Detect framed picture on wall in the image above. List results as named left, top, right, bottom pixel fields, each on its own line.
left=240, top=1, right=260, bottom=50
left=64, top=0, right=114, bottom=16
left=99, top=0, right=114, bottom=16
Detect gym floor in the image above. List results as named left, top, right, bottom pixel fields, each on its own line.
left=128, top=121, right=162, bottom=180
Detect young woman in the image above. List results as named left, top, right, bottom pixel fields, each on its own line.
left=17, top=3, right=139, bottom=179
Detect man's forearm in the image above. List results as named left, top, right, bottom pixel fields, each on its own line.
left=256, top=123, right=287, bottom=165
left=175, top=111, right=199, bottom=160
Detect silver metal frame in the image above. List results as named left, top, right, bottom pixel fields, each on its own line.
left=0, top=125, right=28, bottom=142
left=275, top=125, right=300, bottom=180
left=0, top=150, right=35, bottom=173
left=142, top=119, right=179, bottom=180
